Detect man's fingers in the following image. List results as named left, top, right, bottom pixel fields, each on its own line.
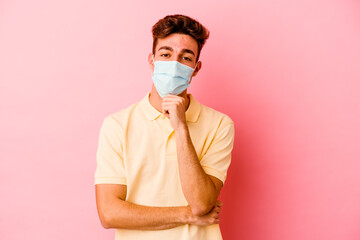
left=161, top=102, right=181, bottom=112
left=213, top=209, right=220, bottom=220
left=162, top=95, right=181, bottom=100
left=216, top=200, right=223, bottom=207
left=162, top=94, right=185, bottom=103
left=163, top=93, right=180, bottom=98
left=161, top=102, right=176, bottom=108
left=214, top=206, right=221, bottom=214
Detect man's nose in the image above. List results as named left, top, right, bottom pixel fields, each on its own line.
left=170, top=54, right=181, bottom=62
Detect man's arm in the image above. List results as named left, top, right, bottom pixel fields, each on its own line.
left=95, top=184, right=222, bottom=230
left=161, top=95, right=225, bottom=216
left=175, top=127, right=223, bottom=216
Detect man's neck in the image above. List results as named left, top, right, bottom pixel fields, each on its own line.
left=149, top=85, right=190, bottom=113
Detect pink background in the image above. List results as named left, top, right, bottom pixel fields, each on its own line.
left=1, top=0, right=360, bottom=239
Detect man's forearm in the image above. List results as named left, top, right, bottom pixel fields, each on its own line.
left=102, top=198, right=191, bottom=230
left=175, top=125, right=218, bottom=215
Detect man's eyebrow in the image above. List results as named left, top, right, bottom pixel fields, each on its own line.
left=181, top=49, right=195, bottom=56
left=157, top=46, right=196, bottom=57
left=158, top=46, right=173, bottom=51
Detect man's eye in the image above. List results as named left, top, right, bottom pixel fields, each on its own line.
left=161, top=54, right=170, bottom=57
left=183, top=57, right=192, bottom=61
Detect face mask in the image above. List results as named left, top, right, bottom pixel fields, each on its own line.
left=152, top=56, right=197, bottom=98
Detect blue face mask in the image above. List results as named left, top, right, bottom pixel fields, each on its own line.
left=152, top=57, right=197, bottom=98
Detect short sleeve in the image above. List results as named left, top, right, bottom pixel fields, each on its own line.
left=200, top=121, right=235, bottom=184
left=94, top=116, right=127, bottom=185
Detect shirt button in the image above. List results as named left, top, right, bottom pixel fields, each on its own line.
left=161, top=115, right=165, bottom=120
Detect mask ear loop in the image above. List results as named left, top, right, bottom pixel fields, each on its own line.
left=192, top=60, right=199, bottom=72
left=189, top=61, right=198, bottom=85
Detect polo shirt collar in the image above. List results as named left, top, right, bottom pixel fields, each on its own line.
left=185, top=94, right=201, bottom=122
left=140, top=92, right=162, bottom=120
left=140, top=92, right=201, bottom=123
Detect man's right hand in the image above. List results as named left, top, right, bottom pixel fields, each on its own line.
left=187, top=200, right=223, bottom=226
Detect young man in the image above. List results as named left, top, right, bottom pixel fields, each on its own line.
left=94, top=14, right=235, bottom=240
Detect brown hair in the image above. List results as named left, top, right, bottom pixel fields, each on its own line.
left=152, top=14, right=210, bottom=61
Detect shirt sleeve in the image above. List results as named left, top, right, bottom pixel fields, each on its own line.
left=94, top=116, right=127, bottom=185
left=200, top=120, right=235, bottom=184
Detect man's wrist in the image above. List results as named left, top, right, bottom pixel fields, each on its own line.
left=181, top=206, right=194, bottom=224
left=175, top=123, right=189, bottom=134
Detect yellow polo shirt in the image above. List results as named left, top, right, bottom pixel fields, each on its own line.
left=94, top=92, right=235, bottom=240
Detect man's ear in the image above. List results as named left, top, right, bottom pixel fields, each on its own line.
left=192, top=61, right=202, bottom=77
left=148, top=53, right=155, bottom=71
left=189, top=61, right=202, bottom=84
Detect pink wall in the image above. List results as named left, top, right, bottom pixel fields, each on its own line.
left=1, top=0, right=359, bottom=239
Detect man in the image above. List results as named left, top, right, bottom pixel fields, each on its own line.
left=94, top=14, right=235, bottom=240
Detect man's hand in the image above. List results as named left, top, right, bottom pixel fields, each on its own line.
left=161, top=94, right=188, bottom=131
left=187, top=200, right=223, bottom=226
